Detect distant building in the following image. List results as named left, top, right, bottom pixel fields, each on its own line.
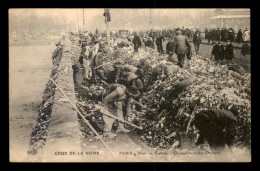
left=210, top=9, right=250, bottom=33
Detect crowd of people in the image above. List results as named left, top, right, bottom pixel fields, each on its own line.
left=66, top=25, right=250, bottom=150
left=205, top=27, right=250, bottom=44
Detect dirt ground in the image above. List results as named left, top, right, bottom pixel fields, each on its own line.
left=9, top=44, right=56, bottom=161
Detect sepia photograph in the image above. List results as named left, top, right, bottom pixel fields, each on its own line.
left=9, top=8, right=251, bottom=162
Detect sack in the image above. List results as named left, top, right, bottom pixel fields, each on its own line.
left=165, top=65, right=178, bottom=76
left=228, top=64, right=245, bottom=75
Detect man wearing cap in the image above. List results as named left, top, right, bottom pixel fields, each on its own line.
left=80, top=43, right=93, bottom=81
left=173, top=30, right=189, bottom=68
left=192, top=109, right=237, bottom=151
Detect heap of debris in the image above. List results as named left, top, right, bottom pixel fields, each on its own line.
left=111, top=47, right=251, bottom=149
left=27, top=41, right=63, bottom=155
left=73, top=41, right=250, bottom=149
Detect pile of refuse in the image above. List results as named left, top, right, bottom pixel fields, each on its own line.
left=71, top=40, right=250, bottom=149
left=27, top=42, right=64, bottom=155
left=111, top=47, right=251, bottom=149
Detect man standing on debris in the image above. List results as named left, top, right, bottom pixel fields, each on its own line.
left=192, top=109, right=237, bottom=151
left=166, top=38, right=174, bottom=60
left=193, top=32, right=202, bottom=56
left=132, top=32, right=142, bottom=53
left=156, top=33, right=164, bottom=54
left=173, top=30, right=189, bottom=68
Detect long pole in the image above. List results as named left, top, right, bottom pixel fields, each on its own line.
left=97, top=105, right=143, bottom=130
left=150, top=8, right=152, bottom=30
left=83, top=9, right=85, bottom=32
left=77, top=11, right=79, bottom=33
left=50, top=78, right=118, bottom=160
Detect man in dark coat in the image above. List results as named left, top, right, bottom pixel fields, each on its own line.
left=173, top=30, right=188, bottom=68
left=216, top=28, right=221, bottom=41
left=215, top=42, right=225, bottom=64
left=181, top=27, right=187, bottom=36
left=235, top=29, right=243, bottom=44
left=156, top=33, right=164, bottom=54
left=186, top=41, right=192, bottom=60
left=221, top=28, right=224, bottom=41
left=149, top=29, right=155, bottom=42
left=192, top=109, right=237, bottom=151
left=132, top=33, right=142, bottom=52
left=228, top=28, right=235, bottom=42
left=208, top=29, right=214, bottom=44
left=223, top=28, right=229, bottom=42
left=211, top=42, right=218, bottom=60
left=166, top=39, right=174, bottom=57
left=225, top=40, right=234, bottom=65
left=145, top=37, right=154, bottom=49
left=205, top=28, right=209, bottom=39
left=193, top=32, right=202, bottom=56
left=241, top=42, right=250, bottom=56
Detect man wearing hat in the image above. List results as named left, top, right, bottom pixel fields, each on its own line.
left=132, top=32, right=142, bottom=52
left=173, top=30, right=189, bottom=68
left=225, top=40, right=234, bottom=65
left=80, top=42, right=93, bottom=82
left=192, top=109, right=237, bottom=151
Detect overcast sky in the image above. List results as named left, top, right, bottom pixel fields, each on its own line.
left=9, top=8, right=219, bottom=32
